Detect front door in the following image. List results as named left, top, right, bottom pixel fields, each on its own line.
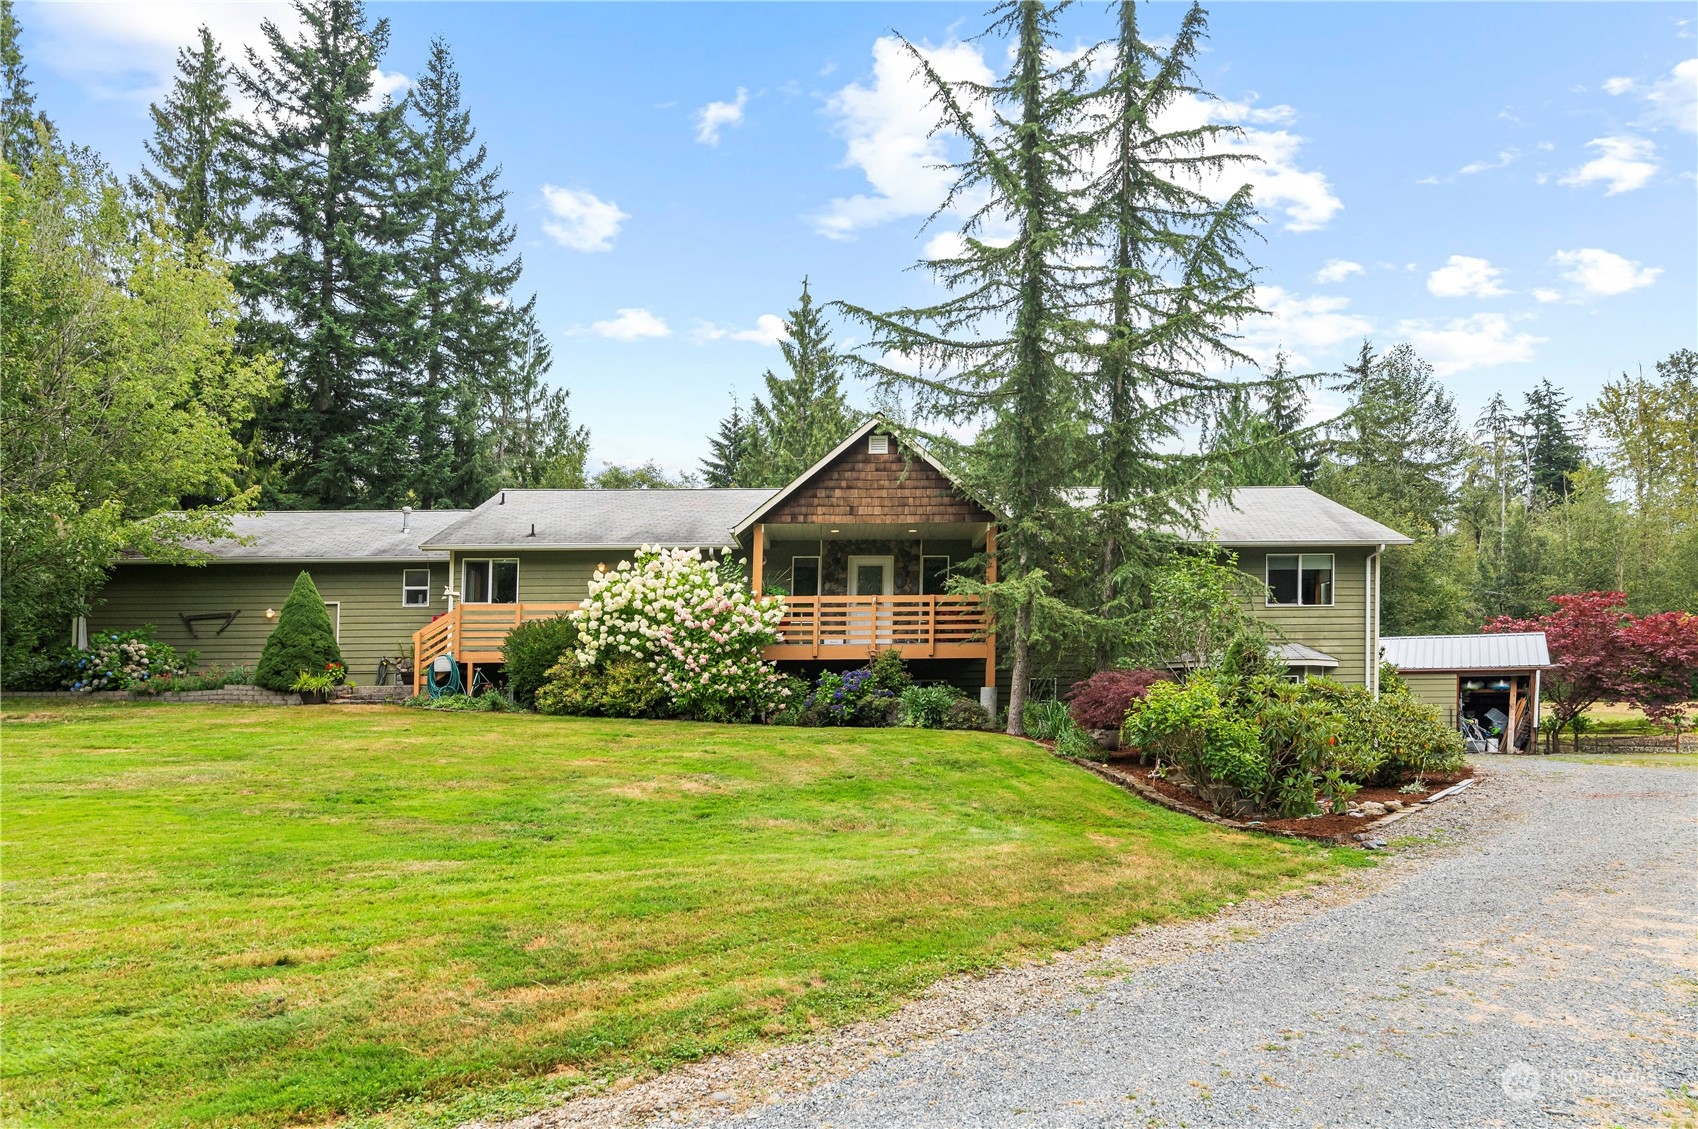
left=847, top=556, right=895, bottom=645
left=847, top=556, right=893, bottom=596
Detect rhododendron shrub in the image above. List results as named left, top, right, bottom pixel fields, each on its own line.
left=566, top=545, right=791, bottom=722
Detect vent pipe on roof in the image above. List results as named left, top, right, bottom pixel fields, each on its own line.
left=499, top=491, right=506, bottom=505
left=529, top=523, right=536, bottom=538
left=401, top=505, right=412, bottom=532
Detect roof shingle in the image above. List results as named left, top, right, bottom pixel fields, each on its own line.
left=421, top=489, right=778, bottom=550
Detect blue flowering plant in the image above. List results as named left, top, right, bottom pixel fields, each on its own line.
left=60, top=628, right=191, bottom=692
left=798, top=650, right=910, bottom=726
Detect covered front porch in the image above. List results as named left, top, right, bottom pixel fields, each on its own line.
left=750, top=520, right=996, bottom=678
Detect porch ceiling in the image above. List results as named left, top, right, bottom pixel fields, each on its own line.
left=761, top=521, right=991, bottom=545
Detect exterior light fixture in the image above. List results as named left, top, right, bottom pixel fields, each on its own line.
left=908, top=528, right=918, bottom=533
left=264, top=608, right=277, bottom=619
left=829, top=528, right=840, bottom=534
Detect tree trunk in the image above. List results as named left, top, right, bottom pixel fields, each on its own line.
left=1005, top=597, right=1033, bottom=737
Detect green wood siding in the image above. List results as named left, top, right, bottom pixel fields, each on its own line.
left=1402, top=672, right=1460, bottom=726
left=1235, top=548, right=1374, bottom=686
left=90, top=563, right=447, bottom=683
left=448, top=550, right=607, bottom=604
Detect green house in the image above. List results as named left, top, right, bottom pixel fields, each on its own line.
left=87, top=422, right=1411, bottom=703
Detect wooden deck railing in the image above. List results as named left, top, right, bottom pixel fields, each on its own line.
left=766, top=594, right=990, bottom=660
left=414, top=594, right=992, bottom=692
left=413, top=602, right=578, bottom=689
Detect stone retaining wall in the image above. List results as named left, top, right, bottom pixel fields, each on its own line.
left=6, top=687, right=303, bottom=705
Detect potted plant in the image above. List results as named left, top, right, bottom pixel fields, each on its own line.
left=396, top=641, right=415, bottom=686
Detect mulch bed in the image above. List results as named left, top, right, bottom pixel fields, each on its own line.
left=1109, top=760, right=1475, bottom=840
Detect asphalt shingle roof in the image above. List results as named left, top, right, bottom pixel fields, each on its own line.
left=421, top=489, right=779, bottom=550
left=1381, top=632, right=1551, bottom=671
left=176, top=510, right=470, bottom=562
left=1186, top=486, right=1413, bottom=547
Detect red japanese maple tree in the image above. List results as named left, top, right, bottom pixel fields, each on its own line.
left=1486, top=592, right=1698, bottom=752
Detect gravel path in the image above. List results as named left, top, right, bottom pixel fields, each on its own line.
left=492, top=756, right=1697, bottom=1129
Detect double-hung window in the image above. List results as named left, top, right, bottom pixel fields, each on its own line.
left=1266, top=553, right=1334, bottom=606
left=402, top=569, right=432, bottom=607
left=462, top=558, right=519, bottom=604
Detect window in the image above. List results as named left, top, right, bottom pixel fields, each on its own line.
left=1266, top=553, right=1334, bottom=606
left=847, top=555, right=893, bottom=596
left=920, top=554, right=951, bottom=595
left=790, top=556, right=820, bottom=597
left=462, top=558, right=519, bottom=604
left=402, top=569, right=432, bottom=607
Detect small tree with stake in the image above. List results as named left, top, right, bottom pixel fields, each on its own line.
left=255, top=571, right=345, bottom=692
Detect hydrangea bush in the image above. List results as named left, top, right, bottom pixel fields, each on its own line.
left=60, top=627, right=190, bottom=691
left=566, top=545, right=791, bottom=722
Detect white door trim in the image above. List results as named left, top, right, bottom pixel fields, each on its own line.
left=846, top=555, right=894, bottom=596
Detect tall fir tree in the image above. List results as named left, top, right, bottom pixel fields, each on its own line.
left=1262, top=350, right=1318, bottom=484
left=701, top=395, right=762, bottom=487
left=401, top=38, right=524, bottom=507
left=483, top=308, right=589, bottom=489
left=747, top=278, right=858, bottom=485
left=131, top=26, right=246, bottom=251
left=1319, top=342, right=1468, bottom=634
left=839, top=1, right=1093, bottom=734
left=1079, top=0, right=1260, bottom=666
left=1521, top=378, right=1583, bottom=506
left=235, top=0, right=417, bottom=507
left=1, top=0, right=48, bottom=172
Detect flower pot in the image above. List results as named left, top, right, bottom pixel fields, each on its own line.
left=299, top=689, right=328, bottom=705
left=398, top=669, right=414, bottom=686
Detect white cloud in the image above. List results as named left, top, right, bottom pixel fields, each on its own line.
left=693, top=314, right=788, bottom=345
left=817, top=37, right=1340, bottom=238
left=1559, top=136, right=1659, bottom=194
left=24, top=1, right=296, bottom=102
left=1314, top=259, right=1363, bottom=284
left=539, top=185, right=629, bottom=252
left=366, top=68, right=411, bottom=105
left=1603, top=59, right=1698, bottom=133
left=815, top=36, right=996, bottom=239
left=1426, top=255, right=1508, bottom=299
left=1422, top=148, right=1521, bottom=183
left=1240, top=285, right=1374, bottom=367
left=694, top=88, right=748, bottom=146
left=1395, top=313, right=1543, bottom=376
left=1163, top=93, right=1342, bottom=232
left=1533, top=288, right=1563, bottom=304
left=1552, top=248, right=1662, bottom=296
left=592, top=308, right=671, bottom=341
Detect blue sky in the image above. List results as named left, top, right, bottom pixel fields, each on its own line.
left=21, top=2, right=1697, bottom=474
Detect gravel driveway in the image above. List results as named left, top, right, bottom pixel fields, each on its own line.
left=496, top=755, right=1697, bottom=1129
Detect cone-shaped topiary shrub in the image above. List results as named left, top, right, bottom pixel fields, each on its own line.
left=255, top=571, right=345, bottom=691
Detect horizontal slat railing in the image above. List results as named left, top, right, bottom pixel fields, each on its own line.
left=414, top=595, right=988, bottom=691
left=412, top=602, right=578, bottom=691
left=773, top=595, right=988, bottom=658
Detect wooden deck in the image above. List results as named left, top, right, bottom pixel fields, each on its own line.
left=412, top=594, right=993, bottom=690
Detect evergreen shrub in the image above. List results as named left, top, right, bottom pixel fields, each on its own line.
left=535, top=656, right=670, bottom=719
left=254, top=571, right=344, bottom=691
left=502, top=615, right=575, bottom=709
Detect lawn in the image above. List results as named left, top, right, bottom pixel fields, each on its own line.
left=2, top=701, right=1359, bottom=1128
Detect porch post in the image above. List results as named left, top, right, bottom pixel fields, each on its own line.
left=982, top=522, right=998, bottom=700
left=751, top=523, right=765, bottom=596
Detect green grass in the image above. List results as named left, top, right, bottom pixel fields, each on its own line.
left=2, top=701, right=1359, bottom=1128
left=1548, top=751, right=1698, bottom=769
